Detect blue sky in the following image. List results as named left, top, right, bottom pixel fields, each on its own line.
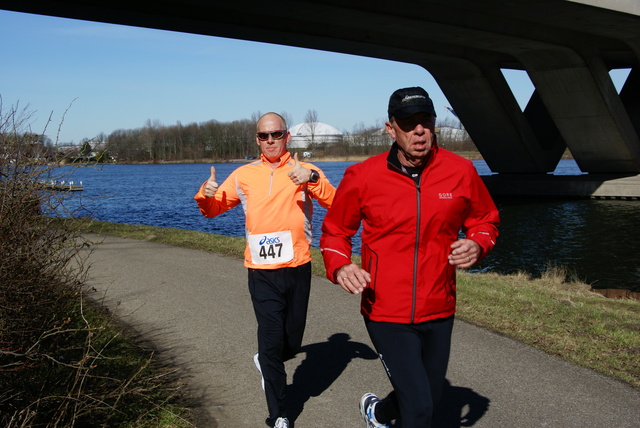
left=0, top=10, right=629, bottom=144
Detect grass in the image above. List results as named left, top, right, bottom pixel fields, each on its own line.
left=77, top=219, right=639, bottom=391
left=456, top=269, right=640, bottom=388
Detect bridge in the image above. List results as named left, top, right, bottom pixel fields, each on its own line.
left=3, top=0, right=640, bottom=196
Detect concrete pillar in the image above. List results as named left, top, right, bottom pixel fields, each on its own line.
left=518, top=50, right=640, bottom=173
left=422, top=57, right=566, bottom=173
left=522, top=91, right=565, bottom=157
left=619, top=66, right=640, bottom=138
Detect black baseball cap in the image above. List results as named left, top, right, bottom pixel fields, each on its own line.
left=387, top=86, right=437, bottom=119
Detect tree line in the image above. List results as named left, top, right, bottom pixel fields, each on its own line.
left=100, top=114, right=474, bottom=163
left=20, top=110, right=475, bottom=163
left=106, top=118, right=259, bottom=162
left=85, top=115, right=404, bottom=162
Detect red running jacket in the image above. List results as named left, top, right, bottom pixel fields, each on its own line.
left=320, top=144, right=499, bottom=324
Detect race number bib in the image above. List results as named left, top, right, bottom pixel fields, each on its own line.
left=248, top=231, right=294, bottom=265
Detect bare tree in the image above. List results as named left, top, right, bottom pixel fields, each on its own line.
left=279, top=111, right=293, bottom=129
left=142, top=119, right=157, bottom=161
left=251, top=111, right=263, bottom=127
left=303, top=109, right=319, bottom=150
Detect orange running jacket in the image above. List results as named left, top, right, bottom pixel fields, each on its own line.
left=195, top=151, right=335, bottom=270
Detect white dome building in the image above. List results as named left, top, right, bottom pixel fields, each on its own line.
left=288, top=122, right=343, bottom=149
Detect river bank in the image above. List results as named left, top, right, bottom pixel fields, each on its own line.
left=92, top=150, right=485, bottom=165
left=59, top=161, right=640, bottom=292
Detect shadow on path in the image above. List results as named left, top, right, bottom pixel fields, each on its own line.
left=285, top=333, right=489, bottom=427
left=433, top=380, right=490, bottom=427
left=285, top=333, right=378, bottom=424
left=385, top=380, right=490, bottom=427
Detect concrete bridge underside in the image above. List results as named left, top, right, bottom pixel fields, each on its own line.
left=3, top=0, right=640, bottom=181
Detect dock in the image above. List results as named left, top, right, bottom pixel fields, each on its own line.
left=43, top=181, right=84, bottom=192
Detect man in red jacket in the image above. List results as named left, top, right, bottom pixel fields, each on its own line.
left=320, top=87, right=499, bottom=427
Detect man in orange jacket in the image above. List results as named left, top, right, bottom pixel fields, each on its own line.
left=195, top=112, right=335, bottom=428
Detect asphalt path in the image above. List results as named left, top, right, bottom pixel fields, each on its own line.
left=85, top=234, right=640, bottom=427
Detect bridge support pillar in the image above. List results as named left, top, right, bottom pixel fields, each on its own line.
left=520, top=52, right=640, bottom=173
left=423, top=57, right=566, bottom=174
left=619, top=67, right=640, bottom=140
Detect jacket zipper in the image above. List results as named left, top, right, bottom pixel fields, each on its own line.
left=386, top=151, right=427, bottom=324
left=268, top=168, right=274, bottom=195
left=411, top=177, right=421, bottom=323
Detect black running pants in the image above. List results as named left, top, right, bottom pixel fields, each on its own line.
left=365, top=316, right=455, bottom=427
left=248, top=262, right=312, bottom=422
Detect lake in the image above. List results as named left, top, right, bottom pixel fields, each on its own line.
left=56, top=160, right=640, bottom=292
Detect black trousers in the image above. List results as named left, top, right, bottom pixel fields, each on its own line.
left=248, top=262, right=311, bottom=422
left=365, top=316, right=455, bottom=428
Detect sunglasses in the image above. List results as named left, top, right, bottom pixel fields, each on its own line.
left=394, top=114, right=435, bottom=132
left=256, top=130, right=287, bottom=141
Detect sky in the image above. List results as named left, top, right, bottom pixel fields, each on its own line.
left=0, top=9, right=630, bottom=144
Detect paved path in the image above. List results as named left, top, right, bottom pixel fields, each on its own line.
left=85, top=235, right=639, bottom=427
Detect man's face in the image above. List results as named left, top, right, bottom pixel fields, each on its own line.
left=385, top=112, right=436, bottom=167
left=256, top=114, right=289, bottom=163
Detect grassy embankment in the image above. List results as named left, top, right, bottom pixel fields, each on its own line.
left=78, top=219, right=639, bottom=390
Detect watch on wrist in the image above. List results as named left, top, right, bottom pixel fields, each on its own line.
left=309, top=169, right=320, bottom=184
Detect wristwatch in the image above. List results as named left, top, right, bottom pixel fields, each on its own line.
left=309, top=169, right=320, bottom=184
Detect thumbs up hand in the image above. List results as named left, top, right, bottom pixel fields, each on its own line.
left=203, top=166, right=219, bottom=198
left=288, top=152, right=312, bottom=185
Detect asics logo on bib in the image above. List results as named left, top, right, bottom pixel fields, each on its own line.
left=259, top=236, right=281, bottom=245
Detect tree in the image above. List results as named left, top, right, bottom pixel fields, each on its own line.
left=280, top=111, right=293, bottom=129
left=80, top=140, right=92, bottom=159
left=303, top=109, right=319, bottom=150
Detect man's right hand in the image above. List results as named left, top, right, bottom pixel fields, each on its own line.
left=203, top=166, right=219, bottom=198
left=335, top=263, right=371, bottom=294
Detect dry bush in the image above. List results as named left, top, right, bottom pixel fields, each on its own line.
left=0, top=100, right=189, bottom=427
left=0, top=100, right=96, bottom=426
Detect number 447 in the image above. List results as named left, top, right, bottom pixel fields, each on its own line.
left=259, top=243, right=283, bottom=259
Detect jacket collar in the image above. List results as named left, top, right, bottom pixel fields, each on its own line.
left=260, top=150, right=291, bottom=168
left=386, top=142, right=437, bottom=175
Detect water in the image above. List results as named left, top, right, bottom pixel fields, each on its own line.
left=56, top=160, right=640, bottom=292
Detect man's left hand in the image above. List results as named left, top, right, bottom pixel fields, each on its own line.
left=449, top=239, right=480, bottom=268
left=288, top=152, right=312, bottom=185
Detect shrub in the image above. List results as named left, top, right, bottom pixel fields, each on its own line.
left=0, top=100, right=190, bottom=427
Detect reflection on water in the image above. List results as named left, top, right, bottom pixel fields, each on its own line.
left=472, top=197, right=640, bottom=291
left=57, top=161, right=640, bottom=292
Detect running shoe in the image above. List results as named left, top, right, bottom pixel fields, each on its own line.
left=253, top=352, right=265, bottom=390
left=274, top=417, right=289, bottom=428
left=359, top=393, right=390, bottom=428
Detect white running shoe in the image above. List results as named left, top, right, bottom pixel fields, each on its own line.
left=274, top=416, right=289, bottom=428
left=359, top=393, right=390, bottom=428
left=253, top=352, right=265, bottom=390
